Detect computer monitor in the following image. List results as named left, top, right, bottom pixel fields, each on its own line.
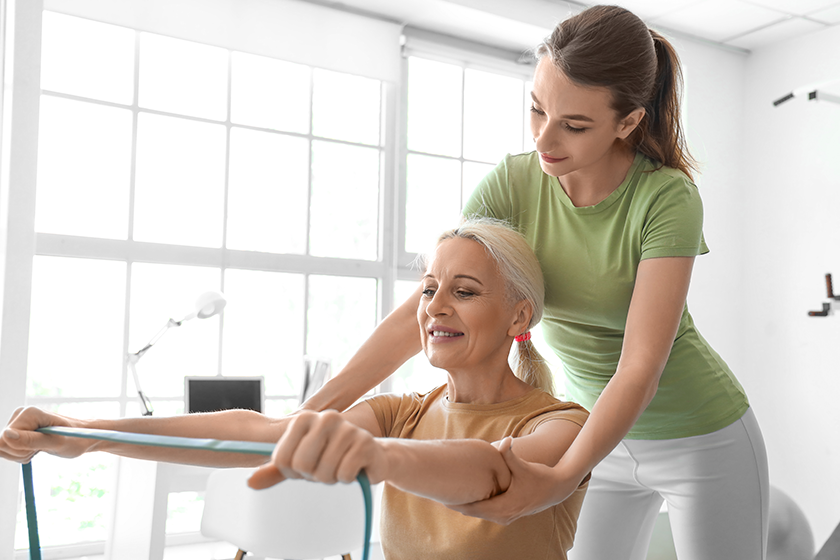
left=184, top=376, right=265, bottom=414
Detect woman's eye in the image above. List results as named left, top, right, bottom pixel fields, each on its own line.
left=456, top=290, right=475, bottom=298
left=529, top=105, right=545, bottom=116
left=422, top=288, right=435, bottom=297
left=564, top=123, right=587, bottom=134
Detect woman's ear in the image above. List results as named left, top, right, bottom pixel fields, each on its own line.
left=617, top=108, right=645, bottom=139
left=507, top=299, right=533, bottom=337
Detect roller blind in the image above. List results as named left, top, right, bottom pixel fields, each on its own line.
left=43, top=0, right=403, bottom=82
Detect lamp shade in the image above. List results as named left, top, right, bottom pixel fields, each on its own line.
left=194, top=291, right=227, bottom=319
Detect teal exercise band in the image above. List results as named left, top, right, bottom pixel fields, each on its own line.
left=22, top=426, right=373, bottom=560
left=21, top=462, right=42, bottom=560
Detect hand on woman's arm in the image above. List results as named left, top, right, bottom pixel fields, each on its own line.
left=1, top=405, right=286, bottom=468
left=248, top=405, right=513, bottom=504
left=299, top=284, right=424, bottom=413
left=249, top=403, right=583, bottom=508
left=451, top=256, right=695, bottom=524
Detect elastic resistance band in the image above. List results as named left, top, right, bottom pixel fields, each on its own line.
left=22, top=426, right=372, bottom=560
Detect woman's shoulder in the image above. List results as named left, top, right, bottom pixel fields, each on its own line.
left=630, top=154, right=704, bottom=214
left=518, top=390, right=590, bottom=432
left=635, top=154, right=698, bottom=191
left=499, top=150, right=541, bottom=174
left=367, top=385, right=446, bottom=410
left=364, top=386, right=448, bottom=437
left=525, top=389, right=590, bottom=416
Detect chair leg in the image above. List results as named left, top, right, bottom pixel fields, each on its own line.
left=234, top=549, right=247, bottom=560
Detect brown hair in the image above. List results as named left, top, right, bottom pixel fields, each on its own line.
left=536, top=5, right=697, bottom=179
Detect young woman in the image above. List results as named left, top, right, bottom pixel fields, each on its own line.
left=2, top=219, right=590, bottom=559
left=295, top=6, right=769, bottom=560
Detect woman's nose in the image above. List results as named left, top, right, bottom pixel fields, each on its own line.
left=531, top=112, right=559, bottom=153
left=533, top=123, right=556, bottom=153
left=425, top=292, right=452, bottom=317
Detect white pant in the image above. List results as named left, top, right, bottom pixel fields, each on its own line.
left=569, top=408, right=769, bottom=560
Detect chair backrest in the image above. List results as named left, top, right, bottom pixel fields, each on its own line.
left=201, top=468, right=366, bottom=558
left=299, top=357, right=331, bottom=405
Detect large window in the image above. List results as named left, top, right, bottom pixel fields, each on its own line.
left=5, top=6, right=565, bottom=556
left=16, top=10, right=389, bottom=550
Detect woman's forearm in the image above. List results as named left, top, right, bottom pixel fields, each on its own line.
left=551, top=369, right=657, bottom=489
left=301, top=285, right=424, bottom=413
left=76, top=409, right=280, bottom=467
left=378, top=438, right=511, bottom=505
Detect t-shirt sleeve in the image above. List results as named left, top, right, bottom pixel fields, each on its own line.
left=462, top=155, right=514, bottom=221
left=640, top=177, right=710, bottom=260
left=521, top=406, right=590, bottom=436
left=364, top=393, right=408, bottom=437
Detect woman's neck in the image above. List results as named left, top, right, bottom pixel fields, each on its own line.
left=445, top=366, right=533, bottom=405
left=558, top=144, right=636, bottom=208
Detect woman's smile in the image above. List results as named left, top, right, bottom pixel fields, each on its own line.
left=428, top=325, right=464, bottom=342
left=540, top=153, right=568, bottom=164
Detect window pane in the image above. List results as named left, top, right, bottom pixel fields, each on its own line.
left=524, top=79, right=536, bottom=153
left=309, top=141, right=379, bottom=260
left=312, top=68, right=380, bottom=146
left=139, top=33, right=228, bottom=121
left=264, top=398, right=298, bottom=417
left=222, top=269, right=305, bottom=397
left=128, top=263, right=221, bottom=399
left=405, top=154, right=461, bottom=254
left=306, top=275, right=377, bottom=376
left=463, top=68, right=525, bottom=163
left=41, top=12, right=135, bottom=104
left=226, top=128, right=308, bottom=254
left=390, top=280, right=442, bottom=394
left=14, top=403, right=119, bottom=549
left=36, top=96, right=132, bottom=239
left=231, top=52, right=310, bottom=134
left=406, top=57, right=462, bottom=157
left=27, top=257, right=126, bottom=398
left=462, top=161, right=495, bottom=208
left=134, top=113, right=226, bottom=247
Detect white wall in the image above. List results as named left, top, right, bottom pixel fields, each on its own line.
left=674, top=38, right=748, bottom=380
left=741, top=25, right=840, bottom=549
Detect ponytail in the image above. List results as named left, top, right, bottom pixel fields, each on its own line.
left=629, top=30, right=698, bottom=180
left=512, top=335, right=555, bottom=396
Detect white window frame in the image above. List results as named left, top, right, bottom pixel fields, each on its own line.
left=395, top=26, right=537, bottom=271
left=0, top=0, right=402, bottom=555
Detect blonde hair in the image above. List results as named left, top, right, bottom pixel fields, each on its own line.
left=436, top=218, right=555, bottom=395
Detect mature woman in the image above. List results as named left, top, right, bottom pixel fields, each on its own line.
left=2, top=219, right=589, bottom=559
left=295, top=6, right=769, bottom=560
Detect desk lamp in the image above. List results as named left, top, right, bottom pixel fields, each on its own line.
left=127, top=291, right=226, bottom=416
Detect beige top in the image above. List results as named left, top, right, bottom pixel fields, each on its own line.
left=365, top=385, right=590, bottom=560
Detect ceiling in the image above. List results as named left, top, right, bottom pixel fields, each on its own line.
left=310, top=0, right=840, bottom=53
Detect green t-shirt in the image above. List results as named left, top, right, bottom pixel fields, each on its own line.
left=462, top=151, right=748, bottom=439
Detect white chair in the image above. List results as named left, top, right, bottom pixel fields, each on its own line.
left=201, top=468, right=368, bottom=560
